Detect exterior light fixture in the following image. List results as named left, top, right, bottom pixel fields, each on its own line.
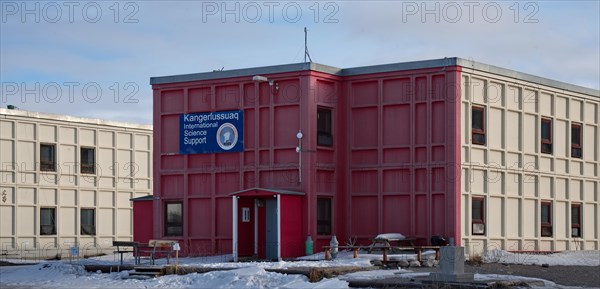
left=296, top=130, right=303, bottom=183
left=252, top=75, right=279, bottom=94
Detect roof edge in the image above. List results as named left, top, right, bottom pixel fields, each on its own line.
left=229, top=187, right=304, bottom=196
left=456, top=58, right=600, bottom=97
left=0, top=108, right=153, bottom=130
left=150, top=57, right=599, bottom=97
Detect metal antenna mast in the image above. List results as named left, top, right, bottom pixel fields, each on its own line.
left=304, top=27, right=312, bottom=63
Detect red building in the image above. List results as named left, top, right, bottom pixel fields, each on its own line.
left=150, top=58, right=461, bottom=260
left=149, top=57, right=600, bottom=259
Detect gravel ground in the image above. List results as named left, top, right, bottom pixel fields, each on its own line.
left=409, top=263, right=600, bottom=288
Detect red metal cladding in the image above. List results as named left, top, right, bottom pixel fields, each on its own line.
left=132, top=198, right=153, bottom=245
left=149, top=65, right=462, bottom=257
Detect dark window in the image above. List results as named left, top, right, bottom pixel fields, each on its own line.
left=541, top=201, right=552, bottom=237
left=165, top=202, right=183, bottom=236
left=40, top=144, right=56, bottom=171
left=40, top=208, right=56, bottom=235
left=81, top=209, right=96, bottom=235
left=472, top=106, right=486, bottom=145
left=571, top=204, right=581, bottom=237
left=317, top=108, right=333, bottom=147
left=317, top=198, right=332, bottom=235
left=571, top=123, right=582, bottom=158
left=541, top=118, right=553, bottom=154
left=471, top=197, right=485, bottom=235
left=80, top=147, right=95, bottom=174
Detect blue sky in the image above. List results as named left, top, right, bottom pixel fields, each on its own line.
left=1, top=1, right=599, bottom=124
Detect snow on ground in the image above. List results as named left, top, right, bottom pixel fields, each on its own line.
left=483, top=249, right=600, bottom=266
left=1, top=249, right=597, bottom=288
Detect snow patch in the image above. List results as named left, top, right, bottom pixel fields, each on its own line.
left=375, top=233, right=405, bottom=240
left=483, top=249, right=600, bottom=266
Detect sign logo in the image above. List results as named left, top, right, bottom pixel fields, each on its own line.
left=180, top=110, right=244, bottom=154
left=216, top=123, right=238, bottom=150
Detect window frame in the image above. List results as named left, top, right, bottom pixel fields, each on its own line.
left=471, top=106, right=486, bottom=145
left=571, top=203, right=582, bottom=238
left=164, top=201, right=183, bottom=237
left=571, top=123, right=582, bottom=158
left=541, top=118, right=553, bottom=154
left=540, top=201, right=553, bottom=237
left=471, top=197, right=485, bottom=235
left=80, top=208, right=96, bottom=235
left=40, top=143, right=56, bottom=172
left=317, top=108, right=333, bottom=147
left=40, top=207, right=56, bottom=235
left=316, top=198, right=332, bottom=235
left=80, top=147, right=96, bottom=174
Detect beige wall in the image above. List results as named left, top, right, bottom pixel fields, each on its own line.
left=0, top=109, right=152, bottom=257
left=460, top=71, right=599, bottom=255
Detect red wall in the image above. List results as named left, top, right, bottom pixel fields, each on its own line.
left=343, top=67, right=462, bottom=245
left=153, top=72, right=314, bottom=256
left=132, top=200, right=153, bottom=244
left=280, top=195, right=303, bottom=258
left=152, top=65, right=462, bottom=257
left=237, top=198, right=255, bottom=256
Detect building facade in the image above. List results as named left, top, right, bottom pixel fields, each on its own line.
left=150, top=58, right=599, bottom=259
left=0, top=108, right=152, bottom=258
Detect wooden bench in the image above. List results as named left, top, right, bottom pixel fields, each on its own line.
left=138, top=240, right=176, bottom=265
left=112, top=241, right=140, bottom=265
left=323, top=245, right=440, bottom=263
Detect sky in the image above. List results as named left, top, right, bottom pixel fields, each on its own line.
left=1, top=1, right=599, bottom=125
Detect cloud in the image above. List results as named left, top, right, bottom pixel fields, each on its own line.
left=1, top=1, right=598, bottom=124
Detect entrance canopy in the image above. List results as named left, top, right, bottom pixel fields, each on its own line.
left=231, top=188, right=304, bottom=261
left=229, top=187, right=304, bottom=197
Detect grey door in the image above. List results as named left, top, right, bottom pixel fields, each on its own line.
left=265, top=199, right=278, bottom=260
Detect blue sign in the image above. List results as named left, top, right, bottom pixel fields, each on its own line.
left=180, top=110, right=244, bottom=154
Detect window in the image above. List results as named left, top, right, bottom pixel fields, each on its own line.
left=472, top=106, right=486, bottom=145
left=81, top=209, right=96, bottom=235
left=40, top=208, right=56, bottom=235
left=317, top=108, right=333, bottom=146
left=571, top=204, right=581, bottom=237
left=541, top=118, right=553, bottom=154
left=571, top=123, right=582, bottom=158
left=80, top=147, right=95, bottom=174
left=40, top=144, right=56, bottom=171
left=471, top=197, right=485, bottom=235
left=541, top=201, right=552, bottom=237
left=317, top=198, right=331, bottom=235
left=164, top=202, right=183, bottom=236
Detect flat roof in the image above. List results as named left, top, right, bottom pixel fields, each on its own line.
left=0, top=108, right=153, bottom=131
left=150, top=57, right=599, bottom=97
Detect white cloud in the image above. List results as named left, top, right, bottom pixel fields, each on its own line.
left=1, top=1, right=598, bottom=123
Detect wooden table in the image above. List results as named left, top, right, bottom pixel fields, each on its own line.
left=367, top=237, right=416, bottom=253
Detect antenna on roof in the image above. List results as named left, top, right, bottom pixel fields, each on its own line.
left=304, top=27, right=312, bottom=63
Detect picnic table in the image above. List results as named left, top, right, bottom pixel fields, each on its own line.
left=112, top=241, right=140, bottom=265
left=322, top=245, right=440, bottom=263
left=367, top=236, right=417, bottom=253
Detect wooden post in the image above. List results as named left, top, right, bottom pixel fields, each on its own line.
left=353, top=248, right=358, bottom=258
left=324, top=248, right=331, bottom=260
left=382, top=248, right=388, bottom=263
